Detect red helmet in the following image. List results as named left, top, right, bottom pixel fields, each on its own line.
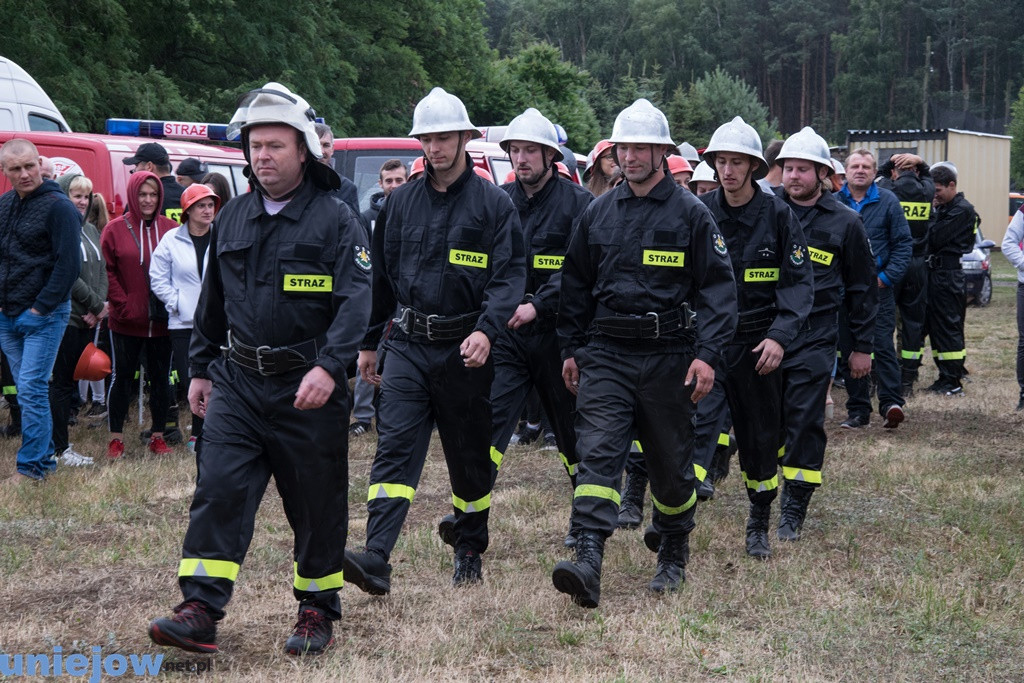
left=74, top=343, right=111, bottom=381
left=667, top=155, right=693, bottom=175
left=555, top=162, right=572, bottom=180
left=504, top=170, right=517, bottom=184
left=410, top=156, right=426, bottom=178
left=473, top=166, right=494, bottom=183
left=180, top=183, right=222, bottom=215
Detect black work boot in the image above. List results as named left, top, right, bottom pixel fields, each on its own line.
left=564, top=508, right=579, bottom=548
left=148, top=600, right=218, bottom=653
left=437, top=513, right=456, bottom=548
left=649, top=533, right=689, bottom=593
left=616, top=471, right=647, bottom=529
left=710, top=435, right=736, bottom=483
left=552, top=531, right=604, bottom=608
left=452, top=548, right=483, bottom=587
left=777, top=482, right=814, bottom=542
left=642, top=523, right=660, bottom=553
left=284, top=605, right=333, bottom=655
left=3, top=400, right=21, bottom=438
left=696, top=477, right=715, bottom=501
left=745, top=502, right=772, bottom=559
left=343, top=548, right=392, bottom=595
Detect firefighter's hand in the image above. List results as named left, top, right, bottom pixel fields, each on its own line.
left=294, top=366, right=335, bottom=410
left=358, top=350, right=380, bottom=385
left=460, top=331, right=490, bottom=367
left=189, top=378, right=213, bottom=418
left=848, top=351, right=872, bottom=379
left=562, top=357, right=580, bottom=396
left=753, top=338, right=784, bottom=374
left=507, top=302, right=537, bottom=329
left=684, top=359, right=714, bottom=402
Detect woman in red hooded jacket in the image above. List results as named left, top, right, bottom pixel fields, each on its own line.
left=100, top=171, right=177, bottom=458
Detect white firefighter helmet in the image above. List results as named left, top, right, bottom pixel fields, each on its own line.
left=677, top=141, right=701, bottom=166
left=609, top=99, right=675, bottom=147
left=226, top=82, right=322, bottom=159
left=500, top=108, right=563, bottom=161
left=776, top=126, right=833, bottom=176
left=704, top=116, right=767, bottom=179
left=408, top=87, right=481, bottom=139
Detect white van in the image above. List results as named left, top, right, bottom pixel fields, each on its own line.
left=0, top=56, right=71, bottom=132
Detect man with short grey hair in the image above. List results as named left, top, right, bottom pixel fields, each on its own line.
left=314, top=122, right=360, bottom=215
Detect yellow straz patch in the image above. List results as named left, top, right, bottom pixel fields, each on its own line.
left=901, top=202, right=931, bottom=220
left=165, top=208, right=183, bottom=224
left=808, top=247, right=834, bottom=266
left=449, top=249, right=488, bottom=268
left=643, top=250, right=685, bottom=267
left=533, top=254, right=564, bottom=269
left=283, top=274, right=333, bottom=292
left=743, top=268, right=780, bottom=282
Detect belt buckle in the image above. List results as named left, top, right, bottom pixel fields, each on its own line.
left=683, top=303, right=695, bottom=329
left=426, top=314, right=440, bottom=341
left=644, top=311, right=660, bottom=339
left=393, top=308, right=412, bottom=335
left=254, top=345, right=274, bottom=376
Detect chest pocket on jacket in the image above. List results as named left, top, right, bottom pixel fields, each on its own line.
left=217, top=238, right=254, bottom=301
left=741, top=241, right=781, bottom=283
left=530, top=230, right=568, bottom=271
left=385, top=222, right=427, bottom=280
left=279, top=241, right=336, bottom=300
left=640, top=229, right=689, bottom=273
left=446, top=225, right=492, bottom=276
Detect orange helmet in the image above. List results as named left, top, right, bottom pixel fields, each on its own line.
left=409, top=156, right=426, bottom=179
left=180, top=183, right=221, bottom=215
left=473, top=166, right=494, bottom=183
left=504, top=170, right=517, bottom=184
left=583, top=139, right=616, bottom=182
left=74, top=343, right=111, bottom=381
left=555, top=162, right=572, bottom=180
left=667, top=155, right=693, bottom=175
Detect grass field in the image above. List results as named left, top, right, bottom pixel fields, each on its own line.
left=1, top=258, right=1022, bottom=682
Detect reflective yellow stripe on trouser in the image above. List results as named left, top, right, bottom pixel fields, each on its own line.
left=452, top=492, right=491, bottom=513
left=574, top=484, right=621, bottom=506
left=717, top=433, right=730, bottom=447
left=693, top=463, right=707, bottom=482
left=367, top=483, right=416, bottom=502
left=777, top=445, right=785, bottom=460
left=491, top=446, right=503, bottom=470
left=781, top=466, right=822, bottom=485
left=294, top=562, right=344, bottom=592
left=179, top=558, right=241, bottom=581
left=932, top=349, right=966, bottom=360
left=1, top=385, right=15, bottom=396
left=651, top=491, right=696, bottom=516
left=741, top=471, right=779, bottom=493
left=901, top=349, right=923, bottom=360
left=558, top=452, right=577, bottom=477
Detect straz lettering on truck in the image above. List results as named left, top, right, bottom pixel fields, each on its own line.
left=283, top=274, right=333, bottom=292
left=533, top=254, right=564, bottom=270
left=808, top=247, right=834, bottom=266
left=449, top=249, right=488, bottom=268
left=744, top=268, right=780, bottom=282
left=901, top=202, right=931, bottom=220
left=642, top=250, right=685, bottom=267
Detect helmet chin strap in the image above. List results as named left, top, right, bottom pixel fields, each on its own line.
left=625, top=146, right=666, bottom=186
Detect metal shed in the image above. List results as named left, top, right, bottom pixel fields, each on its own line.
left=846, top=129, right=1011, bottom=247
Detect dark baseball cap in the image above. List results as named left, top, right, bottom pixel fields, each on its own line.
left=123, top=142, right=170, bottom=166
left=176, top=157, right=208, bottom=181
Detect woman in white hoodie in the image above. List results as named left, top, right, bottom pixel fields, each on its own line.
left=150, top=183, right=220, bottom=453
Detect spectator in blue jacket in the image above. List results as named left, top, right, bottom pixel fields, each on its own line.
left=836, top=148, right=912, bottom=430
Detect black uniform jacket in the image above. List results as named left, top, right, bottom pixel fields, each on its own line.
left=878, top=161, right=934, bottom=257
left=363, top=154, right=525, bottom=347
left=700, top=187, right=814, bottom=350
left=777, top=188, right=878, bottom=354
left=500, top=170, right=593, bottom=321
left=190, top=177, right=372, bottom=384
left=929, top=192, right=977, bottom=258
left=558, top=172, right=737, bottom=369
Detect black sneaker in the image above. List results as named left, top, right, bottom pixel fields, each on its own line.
left=516, top=423, right=541, bottom=446
left=840, top=415, right=870, bottom=429
left=348, top=421, right=372, bottom=436
left=452, top=549, right=483, bottom=587
left=149, top=600, right=218, bottom=653
left=541, top=431, right=557, bottom=451
left=284, top=606, right=334, bottom=655
left=85, top=402, right=108, bottom=419
left=343, top=549, right=391, bottom=595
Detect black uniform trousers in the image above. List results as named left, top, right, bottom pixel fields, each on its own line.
left=846, top=286, right=904, bottom=418
left=721, top=337, right=783, bottom=505
left=926, top=268, right=967, bottom=386
left=692, top=380, right=731, bottom=482
left=365, top=337, right=493, bottom=559
left=571, top=345, right=697, bottom=540
left=107, top=330, right=171, bottom=435
left=489, top=322, right=577, bottom=487
left=895, top=255, right=928, bottom=384
left=779, top=320, right=837, bottom=488
left=178, top=359, right=349, bottom=621
left=49, top=325, right=91, bottom=454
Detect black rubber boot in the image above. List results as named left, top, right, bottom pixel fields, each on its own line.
left=552, top=531, right=604, bottom=608
left=643, top=523, right=660, bottom=553
left=777, top=482, right=814, bottom=542
left=564, top=507, right=579, bottom=548
left=343, top=548, right=392, bottom=595
left=745, top=502, right=772, bottom=559
left=695, top=478, right=715, bottom=501
left=616, top=471, right=647, bottom=529
left=437, top=513, right=456, bottom=548
left=452, top=548, right=483, bottom=587
left=649, top=533, right=689, bottom=593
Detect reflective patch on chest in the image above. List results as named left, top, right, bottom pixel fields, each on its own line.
left=808, top=247, right=834, bottom=266
left=642, top=250, right=685, bottom=267
left=283, top=274, right=333, bottom=292
left=743, top=268, right=780, bottom=282
left=165, top=208, right=183, bottom=224
left=901, top=202, right=931, bottom=220
left=533, top=254, right=564, bottom=270
left=449, top=249, right=488, bottom=268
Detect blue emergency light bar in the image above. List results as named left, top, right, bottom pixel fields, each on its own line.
left=106, top=118, right=230, bottom=142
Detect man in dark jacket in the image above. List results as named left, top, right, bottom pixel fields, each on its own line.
left=315, top=123, right=361, bottom=216
left=361, top=159, right=407, bottom=232
left=0, top=138, right=81, bottom=483
left=836, top=148, right=912, bottom=429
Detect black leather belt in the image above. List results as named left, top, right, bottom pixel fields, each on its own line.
left=224, top=330, right=322, bottom=376
left=736, top=305, right=777, bottom=337
left=394, top=305, right=480, bottom=342
left=926, top=253, right=962, bottom=270
left=593, top=304, right=694, bottom=340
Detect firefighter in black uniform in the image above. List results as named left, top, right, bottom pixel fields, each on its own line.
left=925, top=162, right=977, bottom=395
left=552, top=99, right=737, bottom=607
left=878, top=154, right=933, bottom=396
left=435, top=108, right=592, bottom=549
left=148, top=83, right=372, bottom=655
left=344, top=88, right=525, bottom=593
left=775, top=127, right=877, bottom=540
left=696, top=116, right=814, bottom=560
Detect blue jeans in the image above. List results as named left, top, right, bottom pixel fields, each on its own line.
left=0, top=301, right=71, bottom=479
